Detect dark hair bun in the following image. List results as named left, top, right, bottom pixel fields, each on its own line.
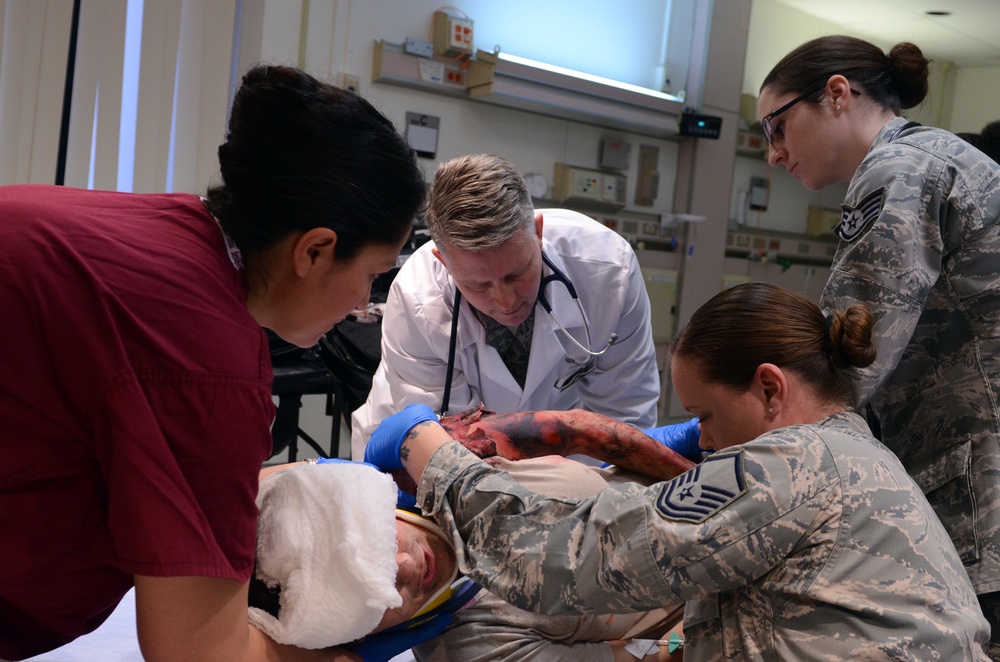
left=887, top=42, right=930, bottom=110
left=828, top=304, right=876, bottom=370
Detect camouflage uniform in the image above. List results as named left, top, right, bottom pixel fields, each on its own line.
left=820, top=117, right=1000, bottom=653
left=413, top=457, right=680, bottom=662
left=417, top=412, right=990, bottom=661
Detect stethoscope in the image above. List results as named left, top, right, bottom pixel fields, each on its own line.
left=440, top=252, right=617, bottom=415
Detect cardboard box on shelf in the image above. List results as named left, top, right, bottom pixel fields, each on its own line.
left=736, top=128, right=766, bottom=157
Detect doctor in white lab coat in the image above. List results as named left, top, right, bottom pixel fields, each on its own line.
left=352, top=154, right=662, bottom=459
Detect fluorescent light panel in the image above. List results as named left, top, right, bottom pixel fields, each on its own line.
left=495, top=52, right=684, bottom=103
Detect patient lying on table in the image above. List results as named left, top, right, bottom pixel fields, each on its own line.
left=250, top=407, right=690, bottom=661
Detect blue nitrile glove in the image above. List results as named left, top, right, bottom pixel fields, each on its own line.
left=314, top=457, right=378, bottom=469
left=364, top=403, right=440, bottom=471
left=343, top=612, right=453, bottom=662
left=396, top=489, right=418, bottom=511
left=643, top=417, right=703, bottom=460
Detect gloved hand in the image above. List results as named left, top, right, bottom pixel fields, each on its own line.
left=364, top=404, right=440, bottom=471
left=342, top=612, right=453, bottom=662
left=314, top=457, right=378, bottom=469
left=643, top=417, right=703, bottom=460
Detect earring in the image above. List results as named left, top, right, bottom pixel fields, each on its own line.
left=835, top=104, right=841, bottom=110
left=768, top=407, right=774, bottom=414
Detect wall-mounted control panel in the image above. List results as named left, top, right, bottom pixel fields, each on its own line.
left=433, top=11, right=473, bottom=58
left=553, top=163, right=627, bottom=210
left=678, top=112, right=722, bottom=139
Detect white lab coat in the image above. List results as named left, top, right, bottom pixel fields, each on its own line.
left=351, top=209, right=659, bottom=459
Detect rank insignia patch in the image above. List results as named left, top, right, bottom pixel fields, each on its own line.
left=655, top=451, right=747, bottom=523
left=836, top=187, right=885, bottom=242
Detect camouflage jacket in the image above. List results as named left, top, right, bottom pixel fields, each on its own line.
left=418, top=413, right=990, bottom=661
left=414, top=457, right=678, bottom=662
left=822, top=116, right=1000, bottom=592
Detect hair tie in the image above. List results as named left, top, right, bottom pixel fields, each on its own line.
left=822, top=314, right=834, bottom=357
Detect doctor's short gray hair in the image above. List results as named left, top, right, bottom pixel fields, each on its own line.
left=425, top=154, right=536, bottom=252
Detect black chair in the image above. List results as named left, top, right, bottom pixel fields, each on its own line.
left=268, top=332, right=342, bottom=461
left=318, top=318, right=382, bottom=414
left=267, top=319, right=381, bottom=461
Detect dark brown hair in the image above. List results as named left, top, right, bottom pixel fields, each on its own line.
left=957, top=120, right=1000, bottom=163
left=671, top=282, right=876, bottom=404
left=761, top=35, right=930, bottom=114
left=204, top=65, right=426, bottom=278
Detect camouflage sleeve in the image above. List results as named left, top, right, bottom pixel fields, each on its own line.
left=417, top=435, right=839, bottom=617
left=413, top=595, right=617, bottom=662
left=820, top=142, right=947, bottom=405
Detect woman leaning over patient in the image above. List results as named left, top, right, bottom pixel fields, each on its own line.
left=0, top=65, right=424, bottom=662
left=365, top=282, right=990, bottom=661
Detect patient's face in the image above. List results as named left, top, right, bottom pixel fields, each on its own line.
left=370, top=518, right=458, bottom=633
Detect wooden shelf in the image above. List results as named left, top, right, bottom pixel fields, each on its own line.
left=735, top=127, right=767, bottom=159
left=373, top=40, right=686, bottom=139
left=726, top=227, right=838, bottom=267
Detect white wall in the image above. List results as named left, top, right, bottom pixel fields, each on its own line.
left=247, top=0, right=684, bottom=220
left=743, top=0, right=947, bottom=126
left=250, top=0, right=699, bottom=447
left=950, top=66, right=1000, bottom=133
left=741, top=0, right=894, bottom=98
left=744, top=0, right=1000, bottom=134
left=733, top=0, right=1000, bottom=236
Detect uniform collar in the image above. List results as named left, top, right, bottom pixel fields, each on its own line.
left=202, top=197, right=243, bottom=270
left=873, top=117, right=921, bottom=150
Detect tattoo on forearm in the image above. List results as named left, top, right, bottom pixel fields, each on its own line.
left=401, top=420, right=436, bottom=463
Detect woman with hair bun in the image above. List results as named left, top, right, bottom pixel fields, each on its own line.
left=759, top=36, right=1000, bottom=657
left=364, top=282, right=991, bottom=660
left=0, top=65, right=426, bottom=661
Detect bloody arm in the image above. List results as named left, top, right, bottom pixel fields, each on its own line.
left=390, top=405, right=695, bottom=493
left=441, top=405, right=695, bottom=481
left=464, top=409, right=694, bottom=480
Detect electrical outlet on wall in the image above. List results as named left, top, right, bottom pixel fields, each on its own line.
left=433, top=11, right=473, bottom=58
left=749, top=176, right=769, bottom=211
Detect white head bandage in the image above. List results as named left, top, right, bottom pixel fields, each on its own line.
left=249, top=462, right=402, bottom=648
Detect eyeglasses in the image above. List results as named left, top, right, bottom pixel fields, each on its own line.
left=761, top=86, right=862, bottom=145
left=761, top=88, right=819, bottom=145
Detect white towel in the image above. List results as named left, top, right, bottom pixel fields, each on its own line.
left=250, top=462, right=402, bottom=648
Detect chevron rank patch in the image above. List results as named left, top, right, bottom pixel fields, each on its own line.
left=655, top=450, right=747, bottom=523
left=835, top=187, right=885, bottom=242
